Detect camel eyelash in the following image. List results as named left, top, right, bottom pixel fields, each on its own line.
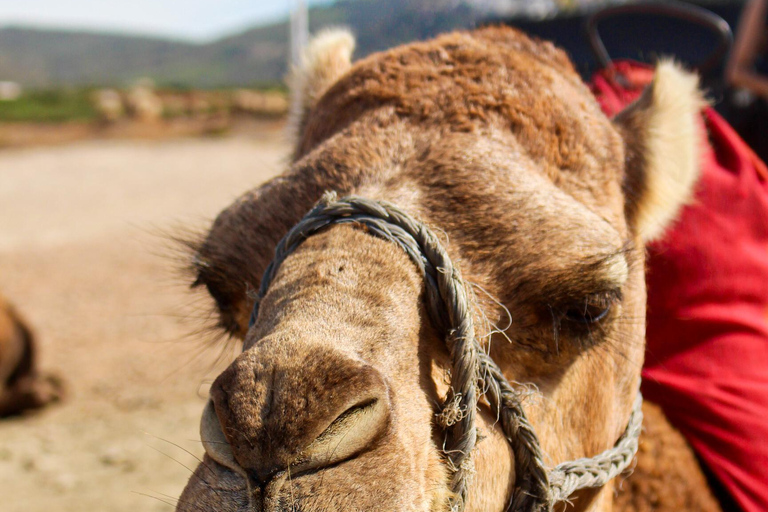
left=561, top=290, right=622, bottom=326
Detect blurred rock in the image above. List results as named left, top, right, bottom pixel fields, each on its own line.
left=126, top=79, right=163, bottom=122
left=51, top=471, right=79, bottom=491
left=233, top=89, right=288, bottom=116
left=92, top=89, right=124, bottom=122
left=100, top=446, right=137, bottom=472
left=0, top=82, right=21, bottom=101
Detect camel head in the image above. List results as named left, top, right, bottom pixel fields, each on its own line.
left=179, top=27, right=703, bottom=512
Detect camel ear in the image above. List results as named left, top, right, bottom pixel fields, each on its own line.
left=614, top=60, right=705, bottom=242
left=288, top=28, right=355, bottom=145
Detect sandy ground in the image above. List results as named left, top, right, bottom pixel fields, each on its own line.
left=0, top=128, right=288, bottom=511
left=0, top=117, right=284, bottom=151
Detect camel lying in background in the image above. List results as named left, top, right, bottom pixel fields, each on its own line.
left=0, top=294, right=62, bottom=417
left=178, top=27, right=722, bottom=511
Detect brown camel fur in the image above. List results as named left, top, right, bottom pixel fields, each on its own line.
left=178, top=27, right=721, bottom=511
left=0, top=294, right=63, bottom=417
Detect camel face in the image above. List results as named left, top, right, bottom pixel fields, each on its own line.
left=180, top=27, right=703, bottom=512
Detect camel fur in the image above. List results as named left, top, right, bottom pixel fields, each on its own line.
left=178, top=27, right=720, bottom=512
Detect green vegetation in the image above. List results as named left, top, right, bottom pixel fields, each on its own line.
left=0, top=89, right=97, bottom=122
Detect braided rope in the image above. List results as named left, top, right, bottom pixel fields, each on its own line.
left=249, top=193, right=643, bottom=512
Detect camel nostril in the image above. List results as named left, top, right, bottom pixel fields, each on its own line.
left=201, top=393, right=390, bottom=485
left=317, top=399, right=379, bottom=443
left=206, top=349, right=392, bottom=482
left=290, top=396, right=390, bottom=476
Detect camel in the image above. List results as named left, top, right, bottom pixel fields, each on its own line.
left=178, top=27, right=723, bottom=511
left=0, top=294, right=62, bottom=417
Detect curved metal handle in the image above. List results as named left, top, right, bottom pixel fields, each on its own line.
left=585, top=1, right=733, bottom=75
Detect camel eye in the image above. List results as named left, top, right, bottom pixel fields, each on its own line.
left=563, top=292, right=617, bottom=324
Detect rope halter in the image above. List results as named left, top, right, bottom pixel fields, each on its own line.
left=249, top=192, right=643, bottom=512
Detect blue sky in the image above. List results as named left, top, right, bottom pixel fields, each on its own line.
left=0, top=0, right=335, bottom=41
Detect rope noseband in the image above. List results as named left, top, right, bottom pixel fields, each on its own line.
left=249, top=193, right=643, bottom=512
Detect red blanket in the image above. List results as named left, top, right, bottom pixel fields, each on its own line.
left=592, top=61, right=768, bottom=512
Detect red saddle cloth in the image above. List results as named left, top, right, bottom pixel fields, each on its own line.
left=591, top=61, right=768, bottom=512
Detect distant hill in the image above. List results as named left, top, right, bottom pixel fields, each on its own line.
left=0, top=0, right=745, bottom=89
left=0, top=0, right=491, bottom=89
left=0, top=28, right=193, bottom=88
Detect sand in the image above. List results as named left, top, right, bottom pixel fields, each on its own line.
left=0, top=130, right=288, bottom=511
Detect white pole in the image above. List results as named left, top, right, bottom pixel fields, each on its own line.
left=290, top=0, right=308, bottom=67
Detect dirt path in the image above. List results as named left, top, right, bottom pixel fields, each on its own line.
left=0, top=132, right=288, bottom=511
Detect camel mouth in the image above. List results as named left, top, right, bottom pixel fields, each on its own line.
left=200, top=400, right=245, bottom=478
